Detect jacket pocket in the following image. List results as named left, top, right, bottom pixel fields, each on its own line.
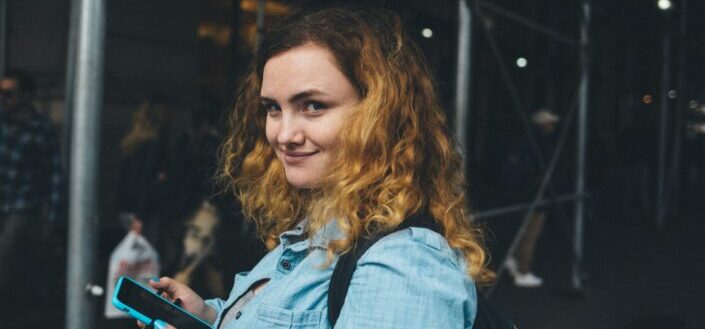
left=256, top=303, right=323, bottom=329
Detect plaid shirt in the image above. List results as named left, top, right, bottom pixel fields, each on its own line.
left=0, top=109, right=64, bottom=222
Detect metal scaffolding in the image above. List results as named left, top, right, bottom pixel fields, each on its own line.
left=455, top=0, right=592, bottom=293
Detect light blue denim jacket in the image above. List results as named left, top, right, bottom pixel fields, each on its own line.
left=205, top=219, right=477, bottom=328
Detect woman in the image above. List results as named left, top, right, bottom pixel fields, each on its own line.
left=147, top=5, right=493, bottom=328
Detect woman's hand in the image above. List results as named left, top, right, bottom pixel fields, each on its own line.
left=136, top=276, right=217, bottom=328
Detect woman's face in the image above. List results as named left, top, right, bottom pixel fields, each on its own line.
left=261, top=43, right=360, bottom=188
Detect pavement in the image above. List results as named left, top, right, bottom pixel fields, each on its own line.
left=487, top=194, right=704, bottom=329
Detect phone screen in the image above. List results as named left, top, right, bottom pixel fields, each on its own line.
left=116, top=277, right=212, bottom=329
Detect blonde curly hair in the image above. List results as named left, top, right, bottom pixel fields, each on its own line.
left=218, top=5, right=494, bottom=285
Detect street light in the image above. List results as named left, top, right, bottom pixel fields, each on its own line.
left=657, top=0, right=672, bottom=11
left=516, top=57, right=527, bottom=68
left=421, top=28, right=433, bottom=38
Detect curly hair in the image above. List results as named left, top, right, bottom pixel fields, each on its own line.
left=218, top=5, right=494, bottom=285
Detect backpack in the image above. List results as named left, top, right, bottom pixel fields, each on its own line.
left=327, top=211, right=517, bottom=329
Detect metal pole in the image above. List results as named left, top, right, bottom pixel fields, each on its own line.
left=474, top=193, right=580, bottom=220
left=65, top=0, right=107, bottom=328
left=0, top=0, right=7, bottom=76
left=667, top=0, right=688, bottom=217
left=62, top=0, right=80, bottom=168
left=455, top=0, right=472, bottom=167
left=255, top=0, right=265, bottom=52
left=656, top=10, right=672, bottom=229
left=572, top=0, right=591, bottom=291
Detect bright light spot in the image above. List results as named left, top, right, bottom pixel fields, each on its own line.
left=657, top=0, right=672, bottom=10
left=642, top=94, right=653, bottom=104
left=688, top=100, right=698, bottom=109
left=421, top=28, right=433, bottom=38
left=668, top=90, right=677, bottom=99
left=692, top=123, right=705, bottom=134
left=516, top=57, right=528, bottom=68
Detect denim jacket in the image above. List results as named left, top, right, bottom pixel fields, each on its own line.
left=206, top=219, right=478, bottom=328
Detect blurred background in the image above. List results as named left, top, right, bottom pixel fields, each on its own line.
left=0, top=0, right=703, bottom=328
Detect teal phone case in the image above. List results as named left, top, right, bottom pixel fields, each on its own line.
left=112, top=276, right=213, bottom=329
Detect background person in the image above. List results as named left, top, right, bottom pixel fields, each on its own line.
left=0, top=70, right=65, bottom=305
left=117, top=98, right=172, bottom=259
left=501, top=109, right=560, bottom=287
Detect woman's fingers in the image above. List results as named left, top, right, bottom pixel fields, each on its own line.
left=150, top=277, right=192, bottom=305
left=146, top=276, right=212, bottom=323
left=149, top=276, right=184, bottom=298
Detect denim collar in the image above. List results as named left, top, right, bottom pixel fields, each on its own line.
left=278, top=218, right=345, bottom=252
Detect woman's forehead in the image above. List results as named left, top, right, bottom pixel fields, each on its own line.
left=260, top=43, right=350, bottom=100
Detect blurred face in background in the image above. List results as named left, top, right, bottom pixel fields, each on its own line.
left=537, top=121, right=557, bottom=135
left=0, top=78, right=21, bottom=113
left=261, top=43, right=360, bottom=189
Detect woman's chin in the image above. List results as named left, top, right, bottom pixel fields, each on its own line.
left=286, top=177, right=320, bottom=189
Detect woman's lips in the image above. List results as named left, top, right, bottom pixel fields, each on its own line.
left=281, top=150, right=319, bottom=164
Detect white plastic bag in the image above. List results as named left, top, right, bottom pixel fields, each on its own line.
left=104, top=230, right=160, bottom=318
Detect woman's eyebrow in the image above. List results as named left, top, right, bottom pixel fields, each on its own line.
left=289, top=89, right=326, bottom=103
left=260, top=89, right=327, bottom=104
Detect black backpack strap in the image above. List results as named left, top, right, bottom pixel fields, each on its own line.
left=327, top=209, right=437, bottom=327
left=326, top=210, right=516, bottom=329
left=473, top=293, right=518, bottom=329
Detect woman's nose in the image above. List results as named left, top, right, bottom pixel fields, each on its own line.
left=277, top=114, right=305, bottom=146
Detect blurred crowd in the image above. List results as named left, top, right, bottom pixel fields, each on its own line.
left=112, top=92, right=266, bottom=300
left=0, top=71, right=267, bottom=316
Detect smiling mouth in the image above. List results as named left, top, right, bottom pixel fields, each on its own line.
left=282, top=150, right=318, bottom=157
left=280, top=150, right=318, bottom=164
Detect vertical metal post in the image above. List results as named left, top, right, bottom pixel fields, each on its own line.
left=226, top=0, right=244, bottom=94
left=0, top=0, right=7, bottom=76
left=65, top=0, right=107, bottom=328
left=455, top=0, right=472, bottom=166
left=255, top=0, right=265, bottom=52
left=572, top=0, right=591, bottom=291
left=62, top=0, right=80, bottom=167
left=667, top=0, right=688, bottom=217
left=656, top=10, right=672, bottom=228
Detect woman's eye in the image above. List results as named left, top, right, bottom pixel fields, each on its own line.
left=304, top=101, right=326, bottom=113
left=263, top=103, right=281, bottom=114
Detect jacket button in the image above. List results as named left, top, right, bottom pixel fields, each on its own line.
left=235, top=311, right=242, bottom=319
left=281, top=259, right=291, bottom=270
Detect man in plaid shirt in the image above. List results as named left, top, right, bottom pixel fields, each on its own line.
left=0, top=70, right=65, bottom=298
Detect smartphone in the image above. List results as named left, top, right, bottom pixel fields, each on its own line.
left=112, top=276, right=213, bottom=329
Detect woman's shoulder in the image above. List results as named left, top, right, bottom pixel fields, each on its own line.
left=357, top=226, right=466, bottom=273
left=339, top=226, right=477, bottom=328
